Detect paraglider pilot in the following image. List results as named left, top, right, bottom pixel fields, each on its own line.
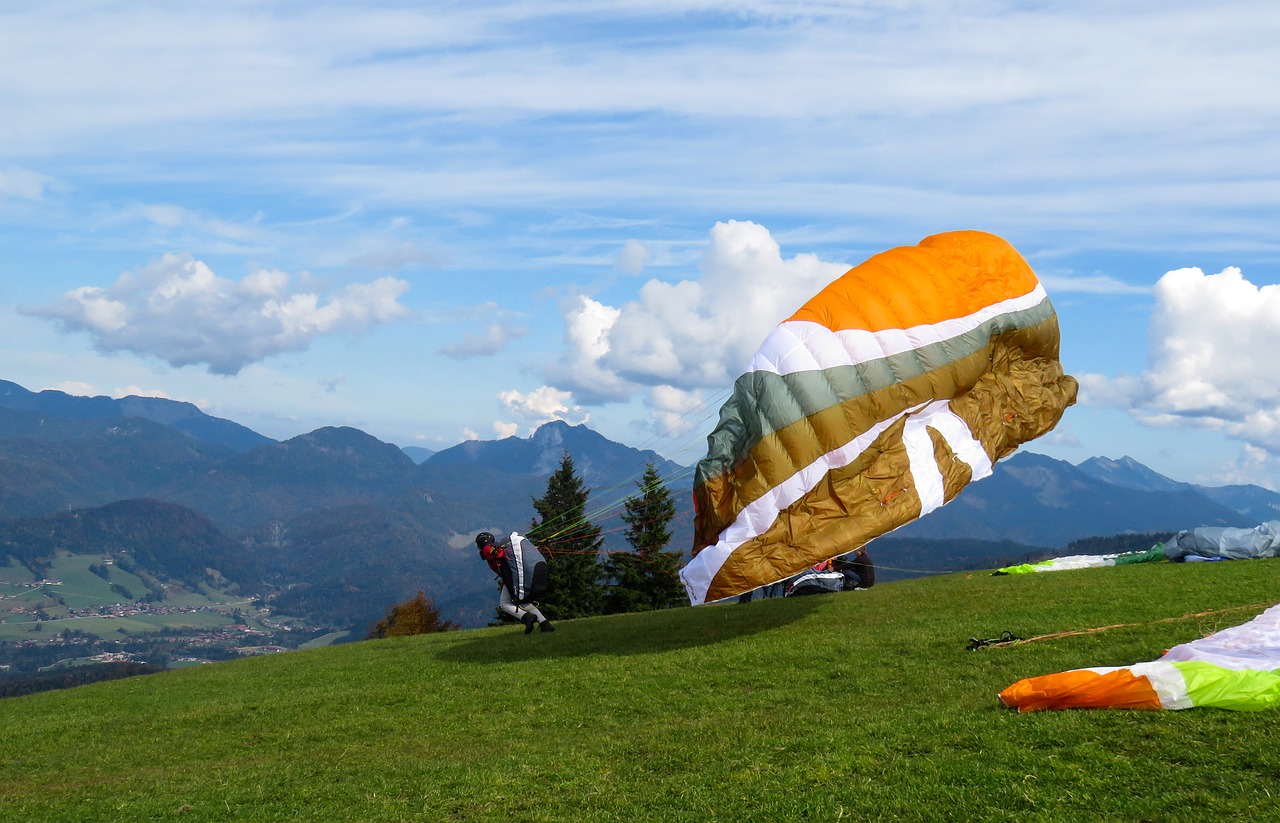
left=833, top=547, right=875, bottom=590
left=476, top=531, right=555, bottom=634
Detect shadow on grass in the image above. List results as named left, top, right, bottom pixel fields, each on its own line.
left=435, top=594, right=827, bottom=664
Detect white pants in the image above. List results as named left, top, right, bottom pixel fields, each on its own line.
left=499, top=585, right=546, bottom=623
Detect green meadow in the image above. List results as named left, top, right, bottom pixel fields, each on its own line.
left=0, top=551, right=264, bottom=643
left=2, top=558, right=1278, bottom=821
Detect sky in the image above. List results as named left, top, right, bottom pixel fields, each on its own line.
left=3, top=1, right=1280, bottom=489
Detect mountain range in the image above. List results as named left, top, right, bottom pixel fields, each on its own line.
left=1, top=378, right=1276, bottom=629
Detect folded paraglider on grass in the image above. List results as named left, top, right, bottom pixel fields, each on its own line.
left=1000, top=603, right=1280, bottom=712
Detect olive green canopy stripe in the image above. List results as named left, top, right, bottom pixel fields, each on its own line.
left=700, top=339, right=1078, bottom=602
left=692, top=322, right=1075, bottom=553
left=702, top=416, right=921, bottom=601
left=694, top=296, right=1060, bottom=483
left=947, top=338, right=1079, bottom=467
left=692, top=348, right=986, bottom=551
left=929, top=423, right=975, bottom=505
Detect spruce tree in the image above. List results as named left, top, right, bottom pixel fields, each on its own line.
left=604, top=463, right=686, bottom=613
left=528, top=451, right=604, bottom=619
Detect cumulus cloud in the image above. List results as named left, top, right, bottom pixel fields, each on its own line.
left=549, top=220, right=847, bottom=405
left=1083, top=265, right=1280, bottom=454
left=21, top=254, right=411, bottom=375
left=53, top=380, right=95, bottom=396
left=543, top=295, right=629, bottom=404
left=497, top=386, right=589, bottom=435
left=631, top=384, right=741, bottom=460
left=647, top=385, right=711, bottom=436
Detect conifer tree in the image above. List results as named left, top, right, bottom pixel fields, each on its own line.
left=604, top=463, right=685, bottom=613
left=528, top=451, right=604, bottom=619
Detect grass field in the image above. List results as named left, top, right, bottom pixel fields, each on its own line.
left=1, top=558, right=1278, bottom=821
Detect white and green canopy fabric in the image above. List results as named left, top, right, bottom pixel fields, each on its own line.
left=996, top=548, right=1165, bottom=575
left=995, top=520, right=1280, bottom=576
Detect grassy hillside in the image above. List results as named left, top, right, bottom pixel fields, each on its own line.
left=2, top=559, right=1279, bottom=821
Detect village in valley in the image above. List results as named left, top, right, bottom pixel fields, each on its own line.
left=0, top=551, right=339, bottom=680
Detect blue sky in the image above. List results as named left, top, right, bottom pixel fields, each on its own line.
left=3, top=1, right=1280, bottom=488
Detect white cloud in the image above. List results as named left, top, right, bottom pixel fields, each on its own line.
left=1038, top=272, right=1151, bottom=296
left=497, top=386, right=589, bottom=434
left=550, top=220, right=847, bottom=400
left=53, top=380, right=94, bottom=396
left=21, top=254, right=412, bottom=375
left=1084, top=265, right=1280, bottom=455
left=645, top=385, right=709, bottom=436
left=125, top=203, right=261, bottom=243
left=439, top=322, right=529, bottom=359
left=345, top=241, right=445, bottom=272
left=543, top=295, right=629, bottom=404
left=0, top=167, right=48, bottom=199
left=1210, top=444, right=1280, bottom=489
left=1075, top=373, right=1146, bottom=408
left=616, top=239, right=650, bottom=275
left=114, top=385, right=172, bottom=399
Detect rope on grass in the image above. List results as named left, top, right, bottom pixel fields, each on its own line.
left=989, top=601, right=1277, bottom=649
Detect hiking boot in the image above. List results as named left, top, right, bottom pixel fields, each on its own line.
left=539, top=620, right=555, bottom=633
left=522, top=613, right=537, bottom=634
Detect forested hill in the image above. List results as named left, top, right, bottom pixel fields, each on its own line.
left=3, top=376, right=1280, bottom=631
left=0, top=499, right=255, bottom=587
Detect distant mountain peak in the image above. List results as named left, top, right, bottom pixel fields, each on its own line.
left=296, top=426, right=388, bottom=446
left=424, top=419, right=691, bottom=489
left=1076, top=454, right=1189, bottom=493
left=0, top=378, right=273, bottom=453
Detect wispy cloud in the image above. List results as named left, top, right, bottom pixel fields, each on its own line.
left=439, top=322, right=529, bottom=359
left=0, top=167, right=48, bottom=200
left=4, top=0, right=1280, bottom=486
left=4, top=2, right=1277, bottom=254
left=1039, top=272, right=1151, bottom=295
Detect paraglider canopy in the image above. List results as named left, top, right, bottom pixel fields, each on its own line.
left=680, top=230, right=1077, bottom=605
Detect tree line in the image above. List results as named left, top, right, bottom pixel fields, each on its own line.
left=528, top=453, right=686, bottom=620
left=370, top=452, right=687, bottom=637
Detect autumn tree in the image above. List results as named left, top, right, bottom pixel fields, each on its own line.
left=528, top=451, right=603, bottom=619
left=366, top=590, right=458, bottom=638
left=603, top=463, right=685, bottom=613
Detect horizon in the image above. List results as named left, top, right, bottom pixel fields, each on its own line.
left=5, top=375, right=1243, bottom=492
